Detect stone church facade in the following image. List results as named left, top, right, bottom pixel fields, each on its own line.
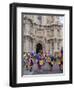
left=22, top=14, right=63, bottom=55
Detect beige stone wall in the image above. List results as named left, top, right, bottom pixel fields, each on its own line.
left=22, top=14, right=63, bottom=55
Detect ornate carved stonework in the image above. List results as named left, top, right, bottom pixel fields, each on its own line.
left=22, top=14, right=63, bottom=55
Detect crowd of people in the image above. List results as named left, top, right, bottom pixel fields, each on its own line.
left=23, top=48, right=63, bottom=72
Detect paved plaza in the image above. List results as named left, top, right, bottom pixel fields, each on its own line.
left=23, top=62, right=63, bottom=75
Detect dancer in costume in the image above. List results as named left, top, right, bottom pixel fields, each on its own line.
left=28, top=55, right=34, bottom=72
left=58, top=48, right=63, bottom=71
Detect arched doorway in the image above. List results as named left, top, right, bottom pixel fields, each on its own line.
left=36, top=43, right=43, bottom=53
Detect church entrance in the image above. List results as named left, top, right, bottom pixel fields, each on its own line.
left=36, top=43, right=43, bottom=54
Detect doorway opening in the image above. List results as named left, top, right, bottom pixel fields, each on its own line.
left=36, top=43, right=42, bottom=54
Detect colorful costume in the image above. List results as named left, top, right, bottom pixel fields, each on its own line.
left=28, top=58, right=34, bottom=72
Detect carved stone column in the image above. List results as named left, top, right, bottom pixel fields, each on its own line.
left=54, top=39, right=58, bottom=53
left=32, top=38, right=36, bottom=52
left=49, top=40, right=53, bottom=55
